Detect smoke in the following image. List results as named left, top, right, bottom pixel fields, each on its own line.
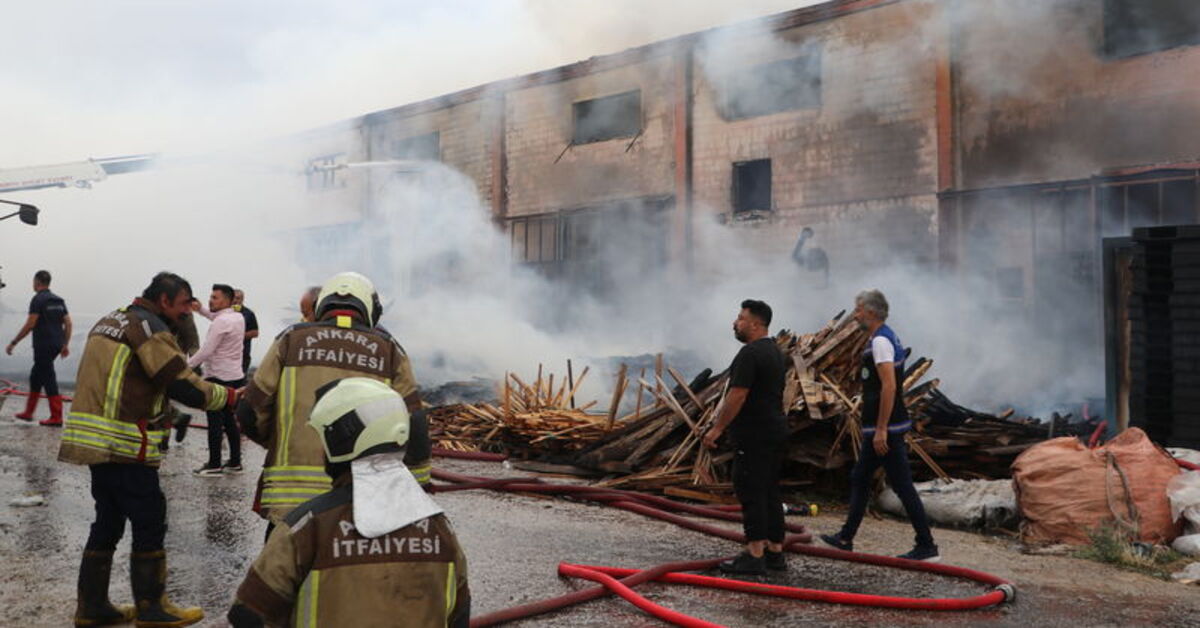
left=2, top=0, right=1171, bottom=418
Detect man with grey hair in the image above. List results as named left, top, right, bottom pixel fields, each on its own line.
left=820, top=289, right=938, bottom=561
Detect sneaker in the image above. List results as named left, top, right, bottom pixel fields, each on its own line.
left=819, top=533, right=853, bottom=552
left=222, top=463, right=244, bottom=474
left=718, top=552, right=766, bottom=576
left=897, top=544, right=940, bottom=562
left=764, top=550, right=787, bottom=571
left=194, top=464, right=223, bottom=477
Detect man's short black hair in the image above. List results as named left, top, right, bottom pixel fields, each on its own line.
left=212, top=284, right=235, bottom=301
left=33, top=270, right=51, bottom=286
left=142, top=272, right=193, bottom=303
left=741, top=299, right=773, bottom=327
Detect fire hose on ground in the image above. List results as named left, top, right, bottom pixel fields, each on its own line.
left=429, top=449, right=1016, bottom=626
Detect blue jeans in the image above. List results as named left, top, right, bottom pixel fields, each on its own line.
left=838, top=431, right=935, bottom=548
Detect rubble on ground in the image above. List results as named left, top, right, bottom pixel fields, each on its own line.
left=426, top=309, right=1103, bottom=497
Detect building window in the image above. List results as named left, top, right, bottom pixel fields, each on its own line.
left=306, top=154, right=344, bottom=191
left=732, top=159, right=772, bottom=214
left=391, top=132, right=441, bottom=161
left=510, top=215, right=559, bottom=265
left=715, top=50, right=821, bottom=120
left=572, top=90, right=641, bottom=144
left=1104, top=0, right=1200, bottom=58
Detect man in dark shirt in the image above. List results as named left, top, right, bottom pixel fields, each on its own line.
left=232, top=289, right=258, bottom=374
left=6, top=270, right=72, bottom=425
left=702, top=299, right=787, bottom=575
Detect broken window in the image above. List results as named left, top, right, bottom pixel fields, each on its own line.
left=715, top=50, right=821, bottom=120
left=306, top=154, right=344, bottom=191
left=732, top=159, right=772, bottom=214
left=572, top=90, right=641, bottom=144
left=391, top=132, right=441, bottom=161
left=1104, top=0, right=1200, bottom=58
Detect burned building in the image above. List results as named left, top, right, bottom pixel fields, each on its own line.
left=291, top=0, right=1200, bottom=432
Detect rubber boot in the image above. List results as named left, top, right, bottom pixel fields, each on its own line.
left=74, top=550, right=136, bottom=627
left=14, top=392, right=40, bottom=421
left=130, top=551, right=204, bottom=628
left=40, top=395, right=64, bottom=426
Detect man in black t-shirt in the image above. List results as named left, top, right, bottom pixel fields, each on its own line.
left=232, top=289, right=258, bottom=374
left=6, top=270, right=72, bottom=425
left=702, top=299, right=787, bottom=575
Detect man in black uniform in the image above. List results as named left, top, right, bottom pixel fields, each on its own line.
left=703, top=299, right=787, bottom=575
left=232, top=288, right=258, bottom=375
left=6, top=270, right=72, bottom=426
left=820, top=289, right=938, bottom=561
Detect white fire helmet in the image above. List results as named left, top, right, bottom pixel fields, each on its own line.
left=315, top=271, right=382, bottom=327
left=308, top=377, right=410, bottom=463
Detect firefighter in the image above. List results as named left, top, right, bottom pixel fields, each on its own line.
left=237, top=271, right=431, bottom=538
left=228, top=377, right=469, bottom=627
left=59, top=271, right=241, bottom=628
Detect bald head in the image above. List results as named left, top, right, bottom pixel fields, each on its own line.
left=300, top=285, right=320, bottom=322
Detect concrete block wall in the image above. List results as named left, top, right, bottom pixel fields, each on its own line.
left=504, top=55, right=679, bottom=217
left=692, top=0, right=940, bottom=274
left=362, top=97, right=500, bottom=211
left=955, top=0, right=1200, bottom=188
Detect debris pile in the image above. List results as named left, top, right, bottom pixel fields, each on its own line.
left=427, top=310, right=1100, bottom=496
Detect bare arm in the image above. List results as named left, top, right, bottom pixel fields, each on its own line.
left=703, top=386, right=749, bottom=448
left=6, top=314, right=38, bottom=354
left=60, top=314, right=73, bottom=357
left=244, top=330, right=259, bottom=340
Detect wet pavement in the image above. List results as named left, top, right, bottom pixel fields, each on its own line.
left=2, top=396, right=1198, bottom=627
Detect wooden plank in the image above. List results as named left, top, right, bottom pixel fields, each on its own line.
left=606, top=364, right=628, bottom=431
left=667, top=366, right=704, bottom=412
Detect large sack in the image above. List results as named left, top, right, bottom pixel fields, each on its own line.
left=1012, top=428, right=1181, bottom=545
left=878, top=478, right=1017, bottom=529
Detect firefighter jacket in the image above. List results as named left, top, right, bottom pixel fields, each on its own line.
left=231, top=475, right=469, bottom=628
left=241, top=316, right=430, bottom=522
left=58, top=300, right=233, bottom=467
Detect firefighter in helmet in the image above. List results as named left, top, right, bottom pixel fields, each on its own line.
left=237, top=272, right=431, bottom=537
left=229, top=377, right=469, bottom=627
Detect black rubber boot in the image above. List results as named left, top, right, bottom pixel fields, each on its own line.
left=130, top=551, right=204, bottom=628
left=74, top=550, right=136, bottom=627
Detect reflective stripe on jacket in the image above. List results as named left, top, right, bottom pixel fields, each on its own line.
left=244, top=317, right=428, bottom=521
left=58, top=301, right=229, bottom=467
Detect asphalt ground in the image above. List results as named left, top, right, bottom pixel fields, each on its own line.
left=1, top=395, right=1198, bottom=627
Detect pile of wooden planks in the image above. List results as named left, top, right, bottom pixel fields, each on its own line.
left=426, top=310, right=1100, bottom=495
left=427, top=366, right=613, bottom=457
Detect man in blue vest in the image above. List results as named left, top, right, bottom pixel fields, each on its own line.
left=821, top=289, right=938, bottom=561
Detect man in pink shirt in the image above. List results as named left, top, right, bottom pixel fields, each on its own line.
left=189, top=283, right=246, bottom=476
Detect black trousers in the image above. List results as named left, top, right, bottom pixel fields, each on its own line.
left=85, top=463, right=167, bottom=553
left=838, top=431, right=935, bottom=548
left=205, top=377, right=244, bottom=467
left=732, top=436, right=785, bottom=544
left=29, top=344, right=60, bottom=396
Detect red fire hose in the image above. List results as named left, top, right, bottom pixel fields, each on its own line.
left=0, top=378, right=73, bottom=402
left=430, top=465, right=1015, bottom=626
left=574, top=562, right=1010, bottom=611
